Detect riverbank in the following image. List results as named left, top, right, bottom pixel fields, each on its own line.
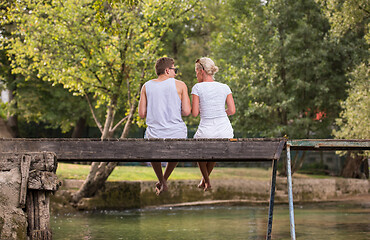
left=51, top=177, right=370, bottom=213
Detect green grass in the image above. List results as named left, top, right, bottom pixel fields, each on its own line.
left=57, top=163, right=277, bottom=181
left=56, top=163, right=334, bottom=182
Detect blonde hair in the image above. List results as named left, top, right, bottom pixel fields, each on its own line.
left=195, top=57, right=219, bottom=77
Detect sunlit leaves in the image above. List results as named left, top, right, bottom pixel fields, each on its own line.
left=8, top=0, right=200, bottom=136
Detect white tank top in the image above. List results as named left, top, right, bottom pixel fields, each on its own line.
left=144, top=78, right=187, bottom=138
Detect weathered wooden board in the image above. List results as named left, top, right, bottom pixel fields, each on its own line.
left=0, top=152, right=59, bottom=197
left=27, top=190, right=52, bottom=240
left=288, top=139, right=370, bottom=150
left=0, top=138, right=286, bottom=162
left=0, top=152, right=57, bottom=171
left=19, top=155, right=31, bottom=208
left=28, top=171, right=60, bottom=191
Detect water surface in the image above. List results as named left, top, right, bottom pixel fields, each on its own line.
left=51, top=202, right=370, bottom=240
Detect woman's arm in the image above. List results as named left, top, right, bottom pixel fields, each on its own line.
left=225, top=93, right=235, bottom=116
left=138, top=85, right=147, bottom=118
left=192, top=94, right=200, bottom=117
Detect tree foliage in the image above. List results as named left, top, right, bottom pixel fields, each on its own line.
left=334, top=63, right=369, bottom=140
left=212, top=0, right=364, bottom=138
left=322, top=0, right=369, bottom=143
left=8, top=0, right=202, bottom=202
left=325, top=0, right=369, bottom=167
left=9, top=0, right=201, bottom=139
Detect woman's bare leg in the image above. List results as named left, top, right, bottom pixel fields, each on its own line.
left=199, top=162, right=217, bottom=188
left=197, top=162, right=211, bottom=191
left=206, top=162, right=216, bottom=176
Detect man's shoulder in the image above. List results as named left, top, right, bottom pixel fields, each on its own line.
left=145, top=79, right=157, bottom=84
left=174, top=78, right=185, bottom=84
left=175, top=79, right=187, bottom=87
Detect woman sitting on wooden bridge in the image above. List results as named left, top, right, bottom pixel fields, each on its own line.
left=191, top=57, right=236, bottom=191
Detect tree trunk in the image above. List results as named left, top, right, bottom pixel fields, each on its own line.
left=71, top=117, right=87, bottom=138
left=71, top=101, right=137, bottom=204
left=341, top=151, right=369, bottom=179
left=0, top=118, right=14, bottom=138
left=71, top=161, right=118, bottom=203
left=120, top=103, right=137, bottom=139
left=6, top=88, right=19, bottom=137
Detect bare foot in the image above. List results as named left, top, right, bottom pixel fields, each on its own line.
left=197, top=179, right=205, bottom=189
left=155, top=182, right=168, bottom=196
left=155, top=182, right=161, bottom=192
left=204, top=183, right=212, bottom=192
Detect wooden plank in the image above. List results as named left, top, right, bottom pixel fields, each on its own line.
left=0, top=153, right=21, bottom=171
left=26, top=191, right=35, bottom=235
left=27, top=191, right=52, bottom=240
left=0, top=138, right=286, bottom=161
left=288, top=139, right=370, bottom=150
left=0, top=152, right=57, bottom=171
left=28, top=171, right=60, bottom=191
left=19, top=155, right=31, bottom=208
left=273, top=140, right=286, bottom=160
left=37, top=191, right=51, bottom=234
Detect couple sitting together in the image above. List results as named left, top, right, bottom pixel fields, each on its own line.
left=138, top=57, right=235, bottom=195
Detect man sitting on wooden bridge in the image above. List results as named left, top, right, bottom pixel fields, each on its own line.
left=138, top=57, right=191, bottom=195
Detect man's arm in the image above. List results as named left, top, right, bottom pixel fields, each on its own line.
left=180, top=81, right=191, bottom=116
left=138, top=85, right=147, bottom=118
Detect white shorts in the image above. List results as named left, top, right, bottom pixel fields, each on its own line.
left=194, top=116, right=234, bottom=139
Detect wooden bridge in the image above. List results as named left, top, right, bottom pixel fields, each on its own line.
left=0, top=138, right=369, bottom=240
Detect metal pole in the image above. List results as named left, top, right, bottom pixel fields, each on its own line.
left=286, top=144, right=296, bottom=240
left=266, top=159, right=277, bottom=240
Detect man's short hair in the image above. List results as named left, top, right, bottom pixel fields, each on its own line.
left=155, top=57, right=175, bottom=76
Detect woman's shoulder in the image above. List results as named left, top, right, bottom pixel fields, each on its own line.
left=212, top=81, right=230, bottom=88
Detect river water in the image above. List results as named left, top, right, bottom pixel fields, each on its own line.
left=51, top=202, right=370, bottom=240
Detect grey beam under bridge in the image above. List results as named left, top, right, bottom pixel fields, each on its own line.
left=0, top=138, right=286, bottom=162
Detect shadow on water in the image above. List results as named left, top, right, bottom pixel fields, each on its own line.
left=51, top=202, right=370, bottom=240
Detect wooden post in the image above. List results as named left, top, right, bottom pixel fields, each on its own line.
left=22, top=152, right=58, bottom=240
left=19, top=155, right=32, bottom=208
left=27, top=190, right=52, bottom=240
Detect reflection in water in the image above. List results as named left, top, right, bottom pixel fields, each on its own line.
left=51, top=203, right=370, bottom=240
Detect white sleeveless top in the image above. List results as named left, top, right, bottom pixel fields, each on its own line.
left=144, top=78, right=187, bottom=139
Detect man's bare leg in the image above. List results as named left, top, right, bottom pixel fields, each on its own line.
left=151, top=162, right=167, bottom=195
left=163, top=162, right=179, bottom=181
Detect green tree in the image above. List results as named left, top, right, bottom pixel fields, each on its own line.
left=212, top=0, right=363, bottom=139
left=322, top=0, right=369, bottom=178
left=334, top=63, right=369, bottom=178
left=334, top=64, right=369, bottom=141
left=159, top=0, right=221, bottom=132
left=8, top=0, right=201, bottom=203
left=13, top=78, right=91, bottom=136
left=0, top=0, right=18, bottom=137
